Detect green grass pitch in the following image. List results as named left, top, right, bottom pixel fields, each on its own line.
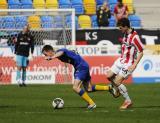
left=0, top=84, right=160, bottom=123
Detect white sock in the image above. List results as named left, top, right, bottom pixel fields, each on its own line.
left=118, top=84, right=131, bottom=102
left=17, top=79, right=22, bottom=85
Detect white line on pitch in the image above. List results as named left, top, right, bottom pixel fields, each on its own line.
left=85, top=110, right=109, bottom=113
left=120, top=109, right=134, bottom=112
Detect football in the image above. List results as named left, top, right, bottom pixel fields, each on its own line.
left=52, top=98, right=64, bottom=109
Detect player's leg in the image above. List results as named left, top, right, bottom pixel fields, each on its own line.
left=21, top=56, right=28, bottom=86
left=22, top=67, right=27, bottom=86
left=72, top=79, right=96, bottom=109
left=114, top=71, right=132, bottom=109
left=16, top=55, right=23, bottom=86
left=106, top=59, right=121, bottom=97
left=106, top=58, right=120, bottom=85
left=74, top=66, right=96, bottom=109
left=83, top=71, right=110, bottom=92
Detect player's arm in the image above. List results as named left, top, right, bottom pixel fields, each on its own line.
left=132, top=51, right=143, bottom=67
left=30, top=35, right=34, bottom=54
left=128, top=36, right=144, bottom=72
left=52, top=51, right=64, bottom=58
left=14, top=34, right=20, bottom=54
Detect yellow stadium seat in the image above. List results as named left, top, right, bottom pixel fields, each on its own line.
left=0, top=0, right=8, bottom=15
left=127, top=5, right=134, bottom=14
left=123, top=0, right=134, bottom=14
left=83, top=0, right=96, bottom=15
left=33, top=0, right=45, bottom=9
left=123, top=0, right=133, bottom=4
left=78, top=15, right=91, bottom=28
left=46, top=0, right=58, bottom=9
left=28, top=16, right=41, bottom=29
left=0, top=0, right=8, bottom=9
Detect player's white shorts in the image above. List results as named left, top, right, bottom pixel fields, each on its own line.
left=110, top=58, right=133, bottom=79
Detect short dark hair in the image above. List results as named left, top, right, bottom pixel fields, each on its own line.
left=117, top=18, right=130, bottom=28
left=118, top=0, right=122, bottom=3
left=42, top=45, right=54, bottom=53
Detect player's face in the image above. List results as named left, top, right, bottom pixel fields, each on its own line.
left=23, top=26, right=29, bottom=33
left=119, top=26, right=127, bottom=33
left=43, top=50, right=54, bottom=57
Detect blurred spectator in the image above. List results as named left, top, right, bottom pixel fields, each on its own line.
left=114, top=0, right=129, bottom=24
left=96, top=2, right=111, bottom=27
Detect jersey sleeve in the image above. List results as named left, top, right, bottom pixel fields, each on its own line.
left=30, top=34, right=34, bottom=54
left=56, top=48, right=67, bottom=53
left=14, top=33, right=20, bottom=54
left=132, top=35, right=144, bottom=52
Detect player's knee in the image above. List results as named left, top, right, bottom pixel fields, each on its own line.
left=86, top=88, right=92, bottom=93
left=114, top=77, right=123, bottom=86
left=72, top=85, right=80, bottom=93
left=106, top=72, right=112, bottom=80
left=106, top=74, right=113, bottom=81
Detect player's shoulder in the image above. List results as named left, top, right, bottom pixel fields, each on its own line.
left=130, top=29, right=139, bottom=36
left=18, top=32, right=23, bottom=36
left=56, top=48, right=68, bottom=53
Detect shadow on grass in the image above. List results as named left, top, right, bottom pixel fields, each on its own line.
left=0, top=105, right=17, bottom=109
left=133, top=105, right=160, bottom=109
left=64, top=106, right=105, bottom=109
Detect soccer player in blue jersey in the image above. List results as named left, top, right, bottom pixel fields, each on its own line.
left=42, top=45, right=114, bottom=109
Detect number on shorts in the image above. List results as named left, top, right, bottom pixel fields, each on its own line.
left=122, top=68, right=128, bottom=74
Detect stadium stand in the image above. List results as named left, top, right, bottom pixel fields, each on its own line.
left=8, top=0, right=21, bottom=9
left=15, top=16, right=27, bottom=29
left=3, top=16, right=16, bottom=29
left=123, top=0, right=134, bottom=14
left=109, top=15, right=116, bottom=27
left=0, top=0, right=8, bottom=15
left=78, top=15, right=91, bottom=28
left=0, top=17, right=4, bottom=28
left=71, top=0, right=84, bottom=14
left=54, top=16, right=63, bottom=28
left=33, top=0, right=45, bottom=9
left=65, top=15, right=79, bottom=29
left=46, top=0, right=59, bottom=9
left=96, top=0, right=104, bottom=8
left=91, top=15, right=98, bottom=28
left=41, top=16, right=54, bottom=28
left=0, top=0, right=142, bottom=28
left=21, top=0, right=33, bottom=9
left=128, top=15, right=141, bottom=27
left=59, top=0, right=71, bottom=9
left=0, top=0, right=8, bottom=9
left=83, top=0, right=96, bottom=15
left=108, top=0, right=117, bottom=13
left=28, top=15, right=41, bottom=29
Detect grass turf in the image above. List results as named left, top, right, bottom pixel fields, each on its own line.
left=0, top=84, right=160, bottom=123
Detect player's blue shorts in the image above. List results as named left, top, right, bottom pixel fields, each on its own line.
left=74, top=62, right=91, bottom=82
left=16, top=55, right=28, bottom=67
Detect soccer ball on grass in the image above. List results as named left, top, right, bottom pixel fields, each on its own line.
left=52, top=98, right=64, bottom=109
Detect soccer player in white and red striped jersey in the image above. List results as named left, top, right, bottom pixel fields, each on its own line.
left=107, top=18, right=144, bottom=109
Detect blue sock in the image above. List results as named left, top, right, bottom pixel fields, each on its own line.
left=92, top=85, right=96, bottom=92
left=22, top=70, right=26, bottom=83
left=16, top=70, right=21, bottom=80
left=78, top=89, right=85, bottom=96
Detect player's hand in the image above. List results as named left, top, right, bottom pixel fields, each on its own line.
left=28, top=54, right=33, bottom=61
left=128, top=64, right=136, bottom=72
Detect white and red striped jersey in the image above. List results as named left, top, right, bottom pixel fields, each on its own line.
left=120, top=29, right=144, bottom=64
